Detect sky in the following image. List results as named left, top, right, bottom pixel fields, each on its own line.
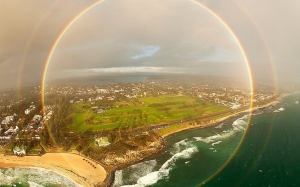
left=1, top=0, right=300, bottom=90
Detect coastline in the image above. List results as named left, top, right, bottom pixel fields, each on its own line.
left=0, top=153, right=106, bottom=187
left=161, top=99, right=280, bottom=139
left=161, top=91, right=300, bottom=139
left=106, top=97, right=284, bottom=186
left=1, top=93, right=296, bottom=187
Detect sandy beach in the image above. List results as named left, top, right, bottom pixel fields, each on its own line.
left=0, top=153, right=106, bottom=187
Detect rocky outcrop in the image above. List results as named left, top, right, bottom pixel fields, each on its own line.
left=97, top=131, right=164, bottom=168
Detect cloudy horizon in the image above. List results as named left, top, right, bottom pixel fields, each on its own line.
left=1, top=0, right=300, bottom=90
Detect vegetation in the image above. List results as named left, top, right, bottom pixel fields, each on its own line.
left=7, top=94, right=229, bottom=158
left=40, top=95, right=79, bottom=149
left=69, top=95, right=227, bottom=133
left=79, top=129, right=164, bottom=167
left=156, top=122, right=193, bottom=136
left=6, top=140, right=41, bottom=155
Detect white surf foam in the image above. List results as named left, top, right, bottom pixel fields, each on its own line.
left=161, top=147, right=197, bottom=170
left=113, top=170, right=124, bottom=187
left=121, top=146, right=198, bottom=187
left=174, top=139, right=189, bottom=146
left=0, top=167, right=82, bottom=187
left=252, top=110, right=264, bottom=116
left=212, top=141, right=222, bottom=146
left=170, top=139, right=191, bottom=155
left=114, top=160, right=157, bottom=187
left=28, top=181, right=44, bottom=187
left=274, top=107, right=285, bottom=113
left=215, top=123, right=224, bottom=129
left=194, top=115, right=248, bottom=144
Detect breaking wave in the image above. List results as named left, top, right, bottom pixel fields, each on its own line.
left=27, top=181, right=44, bottom=187
left=193, top=115, right=248, bottom=144
left=212, top=141, right=222, bottom=146
left=114, top=115, right=251, bottom=187
left=114, top=170, right=124, bottom=187
left=116, top=143, right=198, bottom=187
left=170, top=139, right=191, bottom=155
left=274, top=107, right=285, bottom=113
left=173, top=139, right=189, bottom=147
left=113, top=160, right=157, bottom=187
left=0, top=167, right=82, bottom=186
left=252, top=110, right=264, bottom=116
left=215, top=123, right=224, bottom=129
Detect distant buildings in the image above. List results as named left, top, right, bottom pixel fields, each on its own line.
left=22, top=114, right=44, bottom=136
left=0, top=104, right=53, bottom=151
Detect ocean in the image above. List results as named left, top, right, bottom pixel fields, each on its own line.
left=0, top=167, right=82, bottom=187
left=113, top=93, right=300, bottom=187
left=1, top=93, right=300, bottom=187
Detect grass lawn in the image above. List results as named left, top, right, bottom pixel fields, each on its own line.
left=156, top=122, right=192, bottom=137
left=69, top=95, right=228, bottom=132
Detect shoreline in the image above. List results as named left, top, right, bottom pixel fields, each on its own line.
left=161, top=98, right=281, bottom=139
left=0, top=153, right=106, bottom=187
left=105, top=97, right=285, bottom=186
left=1, top=93, right=296, bottom=187
left=104, top=97, right=285, bottom=186
left=161, top=91, right=300, bottom=139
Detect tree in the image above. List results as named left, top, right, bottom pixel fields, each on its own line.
left=76, top=145, right=83, bottom=152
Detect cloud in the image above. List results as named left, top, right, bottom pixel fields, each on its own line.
left=48, top=66, right=185, bottom=80
left=1, top=0, right=300, bottom=90
left=131, top=45, right=160, bottom=59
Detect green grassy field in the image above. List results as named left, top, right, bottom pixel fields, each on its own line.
left=69, top=95, right=228, bottom=132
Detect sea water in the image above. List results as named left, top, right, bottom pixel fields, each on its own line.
left=114, top=93, right=300, bottom=187
left=1, top=94, right=299, bottom=187
left=0, top=167, right=82, bottom=187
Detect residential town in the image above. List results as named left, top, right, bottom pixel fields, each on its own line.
left=0, top=78, right=286, bottom=156
left=0, top=101, right=53, bottom=155
left=43, top=79, right=278, bottom=110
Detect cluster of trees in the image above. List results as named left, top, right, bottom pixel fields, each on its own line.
left=157, top=107, right=171, bottom=112
left=178, top=103, right=199, bottom=109
left=148, top=101, right=178, bottom=107
left=41, top=95, right=75, bottom=148
left=10, top=140, right=40, bottom=155
left=0, top=95, right=43, bottom=129
left=129, top=109, right=142, bottom=114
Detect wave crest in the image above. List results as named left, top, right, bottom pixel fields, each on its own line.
left=193, top=115, right=248, bottom=144
left=0, top=167, right=82, bottom=186
left=274, top=107, right=285, bottom=113
left=119, top=146, right=198, bottom=187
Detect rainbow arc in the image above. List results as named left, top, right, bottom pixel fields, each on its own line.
left=40, top=0, right=256, bottom=183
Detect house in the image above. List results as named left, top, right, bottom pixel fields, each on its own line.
left=96, top=109, right=105, bottom=114
left=95, top=137, right=110, bottom=147
left=4, top=126, right=18, bottom=135
left=91, top=106, right=99, bottom=110
left=25, top=109, right=30, bottom=115
left=97, top=89, right=109, bottom=94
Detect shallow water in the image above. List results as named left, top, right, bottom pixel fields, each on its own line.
left=0, top=167, right=82, bottom=187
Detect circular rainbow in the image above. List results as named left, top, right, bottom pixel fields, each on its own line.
left=41, top=0, right=255, bottom=184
